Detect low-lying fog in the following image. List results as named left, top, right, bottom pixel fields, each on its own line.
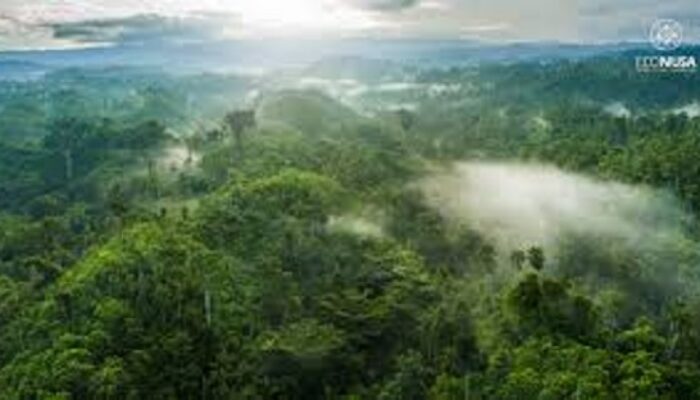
left=421, top=162, right=692, bottom=256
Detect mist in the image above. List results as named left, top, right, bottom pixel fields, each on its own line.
left=674, top=102, right=700, bottom=118
left=420, top=161, right=692, bottom=256
left=327, top=214, right=384, bottom=238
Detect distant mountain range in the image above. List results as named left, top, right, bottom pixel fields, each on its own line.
left=0, top=60, right=51, bottom=81
left=0, top=40, right=653, bottom=78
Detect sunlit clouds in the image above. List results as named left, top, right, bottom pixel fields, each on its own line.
left=227, top=0, right=384, bottom=38
left=0, top=0, right=698, bottom=49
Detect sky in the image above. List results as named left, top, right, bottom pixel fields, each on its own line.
left=0, top=0, right=698, bottom=50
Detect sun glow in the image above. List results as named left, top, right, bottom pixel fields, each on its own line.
left=228, top=0, right=379, bottom=37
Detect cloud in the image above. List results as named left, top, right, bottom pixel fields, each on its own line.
left=345, top=0, right=420, bottom=12
left=578, top=0, right=700, bottom=42
left=0, top=0, right=699, bottom=47
left=355, top=0, right=580, bottom=41
left=460, top=24, right=509, bottom=33
left=49, top=13, right=233, bottom=45
left=0, top=13, right=89, bottom=50
left=459, top=23, right=510, bottom=39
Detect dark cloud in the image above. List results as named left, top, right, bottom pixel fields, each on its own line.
left=49, top=14, right=231, bottom=45
left=345, top=0, right=420, bottom=12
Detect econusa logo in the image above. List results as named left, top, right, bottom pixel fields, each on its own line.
left=636, top=55, right=697, bottom=72
left=650, top=19, right=683, bottom=51
left=635, top=19, right=696, bottom=73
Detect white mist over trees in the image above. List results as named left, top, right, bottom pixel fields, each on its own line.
left=421, top=162, right=690, bottom=253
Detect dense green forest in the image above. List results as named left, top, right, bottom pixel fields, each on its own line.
left=2, top=55, right=700, bottom=399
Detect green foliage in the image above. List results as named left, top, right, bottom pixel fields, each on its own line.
left=2, top=55, right=700, bottom=399
left=506, top=273, right=597, bottom=340
left=198, top=169, right=344, bottom=258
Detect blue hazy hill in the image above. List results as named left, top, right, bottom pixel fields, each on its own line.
left=0, top=40, right=647, bottom=77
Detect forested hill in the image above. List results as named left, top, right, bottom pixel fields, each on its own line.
left=2, top=54, right=700, bottom=399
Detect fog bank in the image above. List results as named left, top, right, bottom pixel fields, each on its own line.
left=420, top=161, right=690, bottom=254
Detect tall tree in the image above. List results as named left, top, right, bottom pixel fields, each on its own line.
left=224, top=110, right=256, bottom=161
left=527, top=246, right=545, bottom=271
left=397, top=108, right=416, bottom=132
left=44, top=118, right=90, bottom=182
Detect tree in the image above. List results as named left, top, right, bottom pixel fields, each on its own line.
left=397, top=108, right=416, bottom=132
left=527, top=247, right=545, bottom=271
left=511, top=250, right=526, bottom=270
left=44, top=118, right=90, bottom=182
left=0, top=224, right=249, bottom=399
left=184, top=134, right=204, bottom=165
left=224, top=110, right=256, bottom=161
left=507, top=273, right=596, bottom=339
left=106, top=183, right=130, bottom=221
left=379, top=351, right=430, bottom=400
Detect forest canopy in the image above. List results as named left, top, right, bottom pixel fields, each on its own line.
left=1, top=51, right=700, bottom=399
